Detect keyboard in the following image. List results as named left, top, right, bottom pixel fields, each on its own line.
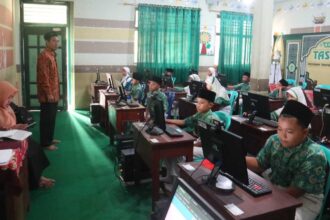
left=237, top=176, right=272, bottom=197
left=220, top=171, right=272, bottom=197
left=254, top=116, right=278, bottom=128
left=165, top=126, right=183, bottom=137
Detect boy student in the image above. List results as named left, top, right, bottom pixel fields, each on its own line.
left=269, top=78, right=289, bottom=99
left=246, top=100, right=326, bottom=220
left=129, top=72, right=143, bottom=103
left=146, top=75, right=168, bottom=119
left=227, top=72, right=251, bottom=92
left=166, top=89, right=219, bottom=158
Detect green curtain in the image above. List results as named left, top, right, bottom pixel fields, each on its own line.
left=137, top=4, right=200, bottom=83
left=218, top=11, right=253, bottom=84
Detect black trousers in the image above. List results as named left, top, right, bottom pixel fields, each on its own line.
left=40, top=102, right=58, bottom=147
left=28, top=139, right=50, bottom=189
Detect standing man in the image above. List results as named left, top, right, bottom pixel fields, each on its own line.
left=37, top=31, right=60, bottom=151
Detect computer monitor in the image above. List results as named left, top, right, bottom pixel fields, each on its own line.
left=147, top=97, right=166, bottom=132
left=118, top=84, right=127, bottom=101
left=248, top=92, right=271, bottom=120
left=163, top=178, right=225, bottom=220
left=106, top=73, right=114, bottom=90
left=314, top=88, right=330, bottom=108
left=199, top=121, right=248, bottom=185
left=241, top=91, right=251, bottom=113
left=189, top=80, right=206, bottom=100
left=162, top=75, right=174, bottom=88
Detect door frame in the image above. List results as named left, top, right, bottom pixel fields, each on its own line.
left=20, top=0, right=72, bottom=110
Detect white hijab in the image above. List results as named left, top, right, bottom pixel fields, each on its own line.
left=121, top=67, right=131, bottom=86
left=275, top=86, right=307, bottom=116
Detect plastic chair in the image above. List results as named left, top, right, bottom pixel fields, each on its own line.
left=317, top=145, right=330, bottom=220
left=286, top=79, right=296, bottom=86
left=300, top=81, right=307, bottom=89
left=228, top=90, right=239, bottom=116
left=316, top=84, right=330, bottom=90
left=213, top=111, right=231, bottom=130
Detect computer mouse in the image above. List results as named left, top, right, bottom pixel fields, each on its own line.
left=215, top=174, right=235, bottom=193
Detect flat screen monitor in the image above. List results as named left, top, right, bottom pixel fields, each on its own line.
left=106, top=73, right=114, bottom=89
left=148, top=97, right=166, bottom=131
left=199, top=121, right=248, bottom=185
left=241, top=91, right=251, bottom=113
left=163, top=178, right=225, bottom=220
left=248, top=92, right=271, bottom=120
left=118, top=84, right=127, bottom=101
left=162, top=75, right=174, bottom=88
left=189, top=81, right=206, bottom=100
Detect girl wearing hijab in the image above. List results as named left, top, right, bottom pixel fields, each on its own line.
left=121, top=67, right=132, bottom=92
left=271, top=86, right=308, bottom=121
left=205, top=67, right=230, bottom=107
left=0, top=81, right=54, bottom=189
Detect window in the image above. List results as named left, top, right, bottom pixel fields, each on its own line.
left=23, top=3, right=67, bottom=24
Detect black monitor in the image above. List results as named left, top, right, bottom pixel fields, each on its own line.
left=241, top=91, right=251, bottom=113
left=198, top=121, right=248, bottom=185
left=147, top=97, right=166, bottom=133
left=189, top=80, right=206, bottom=100
left=118, top=84, right=127, bottom=101
left=248, top=92, right=271, bottom=120
left=163, top=178, right=225, bottom=220
left=106, top=73, right=114, bottom=90
left=162, top=75, right=174, bottom=88
left=314, top=88, right=330, bottom=108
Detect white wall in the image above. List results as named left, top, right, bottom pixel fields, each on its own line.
left=273, top=1, right=330, bottom=34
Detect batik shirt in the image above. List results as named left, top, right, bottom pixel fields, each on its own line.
left=257, top=134, right=326, bottom=194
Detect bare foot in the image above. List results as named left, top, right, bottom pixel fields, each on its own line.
left=39, top=176, right=55, bottom=189
left=52, top=139, right=61, bottom=144
left=45, top=144, right=58, bottom=151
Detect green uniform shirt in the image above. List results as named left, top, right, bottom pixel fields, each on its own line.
left=257, top=134, right=326, bottom=194
left=183, top=110, right=219, bottom=135
left=131, top=83, right=143, bottom=102
left=146, top=89, right=168, bottom=115
left=233, top=82, right=250, bottom=92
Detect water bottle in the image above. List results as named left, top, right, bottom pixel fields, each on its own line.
left=127, top=94, right=132, bottom=103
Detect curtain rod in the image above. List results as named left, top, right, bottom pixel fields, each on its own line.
left=123, top=2, right=200, bottom=10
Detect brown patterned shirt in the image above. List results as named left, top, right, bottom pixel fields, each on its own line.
left=37, top=48, right=60, bottom=103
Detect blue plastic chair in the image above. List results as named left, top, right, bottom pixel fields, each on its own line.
left=317, top=145, right=330, bottom=220
left=316, top=84, right=330, bottom=90
left=213, top=111, right=231, bottom=130
left=300, top=81, right=307, bottom=89
left=228, top=90, right=239, bottom=116
left=286, top=79, right=296, bottom=86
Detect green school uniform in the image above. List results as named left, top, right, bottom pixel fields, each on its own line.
left=257, top=134, right=326, bottom=194
left=233, top=82, right=250, bottom=92
left=184, top=109, right=219, bottom=135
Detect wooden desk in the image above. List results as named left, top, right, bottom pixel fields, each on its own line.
left=178, top=98, right=221, bottom=119
left=99, top=90, right=119, bottom=132
left=108, top=101, right=146, bottom=144
left=173, top=91, right=187, bottom=101
left=179, top=162, right=302, bottom=220
left=230, top=115, right=277, bottom=155
left=269, top=98, right=285, bottom=112
left=90, top=83, right=107, bottom=103
left=132, top=122, right=195, bottom=208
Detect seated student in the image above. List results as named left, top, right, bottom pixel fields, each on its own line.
left=0, top=81, right=55, bottom=189
left=246, top=100, right=326, bottom=220
left=205, top=67, right=230, bottom=108
left=120, top=66, right=132, bottom=92
left=166, top=89, right=219, bottom=158
left=271, top=86, right=307, bottom=121
left=227, top=72, right=251, bottom=92
left=146, top=75, right=168, bottom=119
left=269, top=79, right=289, bottom=99
left=129, top=72, right=143, bottom=103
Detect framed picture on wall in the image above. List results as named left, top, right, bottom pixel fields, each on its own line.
left=285, top=40, right=301, bottom=82
left=200, top=25, right=215, bottom=56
